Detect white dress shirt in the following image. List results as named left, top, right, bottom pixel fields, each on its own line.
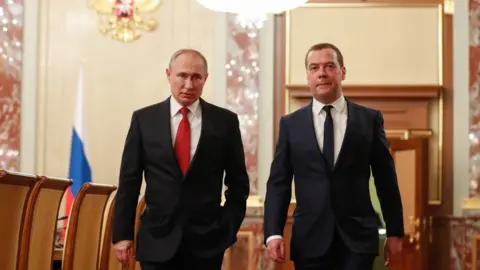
left=266, top=95, right=348, bottom=244
left=170, top=97, right=202, bottom=161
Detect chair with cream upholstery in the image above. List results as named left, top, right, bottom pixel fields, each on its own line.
left=132, top=196, right=146, bottom=270
left=0, top=170, right=40, bottom=270
left=17, top=176, right=72, bottom=270
left=98, top=192, right=123, bottom=270
left=61, top=182, right=117, bottom=270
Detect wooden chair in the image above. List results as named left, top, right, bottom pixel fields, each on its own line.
left=127, top=196, right=146, bottom=270
left=17, top=176, right=72, bottom=270
left=61, top=182, right=117, bottom=270
left=98, top=192, right=123, bottom=270
left=223, top=227, right=258, bottom=270
left=0, top=170, right=40, bottom=270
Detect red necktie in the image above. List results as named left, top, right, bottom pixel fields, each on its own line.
left=175, top=107, right=190, bottom=175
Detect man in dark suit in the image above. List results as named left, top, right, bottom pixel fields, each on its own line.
left=263, top=43, right=404, bottom=269
left=112, top=49, right=250, bottom=270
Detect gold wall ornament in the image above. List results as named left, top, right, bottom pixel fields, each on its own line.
left=90, top=0, right=162, bottom=42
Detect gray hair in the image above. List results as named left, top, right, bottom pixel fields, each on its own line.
left=168, top=49, right=208, bottom=72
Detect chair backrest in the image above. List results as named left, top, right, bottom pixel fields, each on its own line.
left=0, top=170, right=40, bottom=270
left=18, top=176, right=72, bottom=270
left=61, top=182, right=117, bottom=270
left=223, top=227, right=257, bottom=270
left=98, top=193, right=123, bottom=270
left=131, top=196, right=146, bottom=270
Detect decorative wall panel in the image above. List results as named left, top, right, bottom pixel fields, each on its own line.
left=224, top=13, right=274, bottom=270
left=225, top=13, right=260, bottom=195
left=286, top=4, right=441, bottom=85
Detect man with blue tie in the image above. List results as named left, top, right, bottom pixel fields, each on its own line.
left=111, top=49, right=250, bottom=270
left=263, top=43, right=404, bottom=269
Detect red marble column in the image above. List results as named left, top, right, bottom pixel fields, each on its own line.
left=225, top=14, right=260, bottom=196
left=224, top=13, right=276, bottom=270
left=450, top=1, right=480, bottom=269
left=0, top=0, right=23, bottom=171
left=470, top=0, right=480, bottom=197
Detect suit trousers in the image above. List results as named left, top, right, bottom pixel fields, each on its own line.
left=293, top=227, right=377, bottom=270
left=139, top=240, right=224, bottom=270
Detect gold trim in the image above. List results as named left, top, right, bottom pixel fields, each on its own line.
left=463, top=197, right=480, bottom=210
left=285, top=88, right=291, bottom=113
left=386, top=129, right=433, bottom=139
left=429, top=88, right=444, bottom=205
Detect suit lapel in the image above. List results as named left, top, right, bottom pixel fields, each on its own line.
left=158, top=97, right=183, bottom=177
left=183, top=98, right=213, bottom=180
left=334, top=99, right=356, bottom=171
left=302, top=102, right=330, bottom=167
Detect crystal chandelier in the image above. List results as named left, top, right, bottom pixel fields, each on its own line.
left=196, top=0, right=307, bottom=29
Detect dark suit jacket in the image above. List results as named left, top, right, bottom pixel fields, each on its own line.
left=264, top=99, right=404, bottom=260
left=112, top=97, right=250, bottom=262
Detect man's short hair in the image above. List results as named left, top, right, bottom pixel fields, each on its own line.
left=304, top=43, right=344, bottom=68
left=168, top=49, right=209, bottom=72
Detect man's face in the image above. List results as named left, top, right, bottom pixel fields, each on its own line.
left=305, top=48, right=346, bottom=101
left=166, top=53, right=208, bottom=106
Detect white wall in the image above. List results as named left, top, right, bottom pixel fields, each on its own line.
left=453, top=0, right=470, bottom=215
left=257, top=15, right=275, bottom=200
left=20, top=0, right=39, bottom=173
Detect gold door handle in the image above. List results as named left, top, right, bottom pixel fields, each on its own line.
left=408, top=216, right=421, bottom=250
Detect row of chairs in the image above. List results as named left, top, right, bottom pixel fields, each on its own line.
left=0, top=169, right=142, bottom=270
left=0, top=168, right=258, bottom=270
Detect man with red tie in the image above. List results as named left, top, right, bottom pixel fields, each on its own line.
left=112, top=49, right=250, bottom=270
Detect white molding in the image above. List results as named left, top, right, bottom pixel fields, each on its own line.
left=20, top=0, right=40, bottom=174
left=211, top=12, right=227, bottom=107
left=453, top=0, right=469, bottom=215
left=257, top=15, right=275, bottom=200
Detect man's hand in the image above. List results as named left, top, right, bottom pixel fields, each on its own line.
left=267, top=239, right=286, bottom=263
left=114, top=240, right=134, bottom=267
left=384, top=236, right=403, bottom=266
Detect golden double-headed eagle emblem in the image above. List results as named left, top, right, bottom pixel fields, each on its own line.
left=89, top=0, right=162, bottom=42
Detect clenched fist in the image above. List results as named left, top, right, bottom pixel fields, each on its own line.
left=266, top=238, right=286, bottom=263
left=114, top=240, right=134, bottom=267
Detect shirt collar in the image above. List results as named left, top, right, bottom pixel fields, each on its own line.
left=170, top=96, right=201, bottom=118
left=312, top=95, right=346, bottom=115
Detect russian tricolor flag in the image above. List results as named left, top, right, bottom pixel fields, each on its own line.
left=65, top=66, right=92, bottom=221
